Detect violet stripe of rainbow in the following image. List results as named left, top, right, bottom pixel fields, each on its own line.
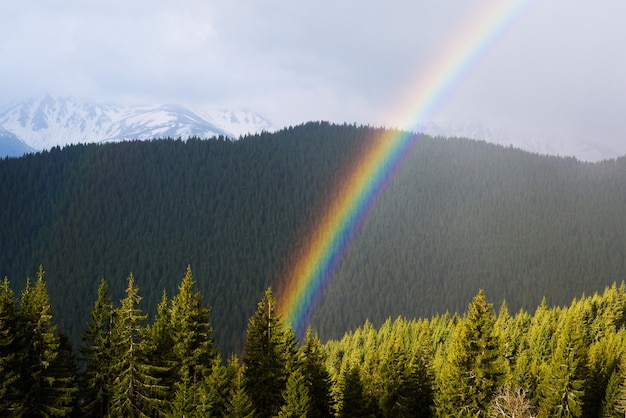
left=279, top=0, right=531, bottom=336
left=281, top=129, right=417, bottom=336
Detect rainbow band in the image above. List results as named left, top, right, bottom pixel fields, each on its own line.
left=279, top=0, right=531, bottom=336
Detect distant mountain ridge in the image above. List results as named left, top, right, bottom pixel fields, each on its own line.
left=411, top=119, right=622, bottom=162
left=0, top=95, right=275, bottom=157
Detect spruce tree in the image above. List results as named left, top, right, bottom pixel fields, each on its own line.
left=108, top=273, right=168, bottom=417
left=243, top=288, right=296, bottom=418
left=226, top=356, right=256, bottom=418
left=537, top=314, right=587, bottom=418
left=0, top=277, right=22, bottom=415
left=18, top=267, right=77, bottom=416
left=338, top=362, right=371, bottom=418
left=80, top=278, right=114, bottom=417
left=277, top=368, right=311, bottom=418
left=435, top=289, right=504, bottom=417
left=300, top=328, right=335, bottom=417
left=170, top=266, right=216, bottom=385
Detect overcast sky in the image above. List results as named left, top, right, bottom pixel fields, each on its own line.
left=2, top=1, right=625, bottom=158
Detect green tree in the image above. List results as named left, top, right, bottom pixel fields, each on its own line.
left=537, top=313, right=587, bottom=418
left=277, top=368, right=310, bottom=418
left=337, top=362, right=372, bottom=418
left=0, top=277, right=22, bottom=415
left=243, top=288, right=296, bottom=418
left=108, top=273, right=168, bottom=417
left=170, top=266, right=216, bottom=385
left=80, top=278, right=114, bottom=417
left=19, top=266, right=77, bottom=416
left=300, top=328, right=335, bottom=417
left=436, top=289, right=504, bottom=417
left=225, top=356, right=255, bottom=418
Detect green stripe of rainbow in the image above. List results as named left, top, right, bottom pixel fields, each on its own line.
left=279, top=0, right=531, bottom=337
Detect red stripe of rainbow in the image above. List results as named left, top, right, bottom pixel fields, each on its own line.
left=278, top=0, right=531, bottom=336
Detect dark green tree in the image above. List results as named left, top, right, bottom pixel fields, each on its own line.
left=300, top=328, right=335, bottom=417
left=170, top=266, right=216, bottom=385
left=0, top=277, right=22, bottom=415
left=225, top=356, right=255, bottom=418
left=243, top=288, right=296, bottom=418
left=277, top=368, right=310, bottom=418
left=108, top=273, right=168, bottom=417
left=436, top=289, right=504, bottom=417
left=80, top=278, right=113, bottom=417
left=338, top=362, right=372, bottom=418
left=19, top=266, right=77, bottom=416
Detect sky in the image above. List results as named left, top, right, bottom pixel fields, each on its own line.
left=2, top=1, right=625, bottom=159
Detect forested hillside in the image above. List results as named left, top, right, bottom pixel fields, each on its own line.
left=1, top=122, right=626, bottom=355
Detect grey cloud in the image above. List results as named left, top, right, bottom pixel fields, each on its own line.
left=1, top=1, right=625, bottom=158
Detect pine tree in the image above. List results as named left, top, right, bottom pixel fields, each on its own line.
left=300, top=328, right=335, bottom=418
left=80, top=278, right=114, bottom=417
left=378, top=333, right=434, bottom=417
left=537, top=313, right=587, bottom=418
left=162, top=266, right=218, bottom=416
left=144, top=290, right=176, bottom=415
left=243, top=288, right=296, bottom=418
left=108, top=273, right=168, bottom=417
left=435, top=289, right=504, bottom=417
left=606, top=351, right=626, bottom=417
left=0, top=277, right=22, bottom=415
left=18, top=266, right=77, bottom=416
left=193, top=357, right=236, bottom=417
left=602, top=366, right=621, bottom=417
left=170, top=266, right=216, bottom=385
left=337, top=362, right=371, bottom=418
left=277, top=368, right=310, bottom=418
left=378, top=335, right=412, bottom=417
left=226, top=356, right=255, bottom=418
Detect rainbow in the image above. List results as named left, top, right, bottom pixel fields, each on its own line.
left=279, top=0, right=531, bottom=336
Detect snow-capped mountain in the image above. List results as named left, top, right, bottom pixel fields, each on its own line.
left=0, top=126, right=34, bottom=158
left=0, top=95, right=274, bottom=157
left=412, top=120, right=622, bottom=162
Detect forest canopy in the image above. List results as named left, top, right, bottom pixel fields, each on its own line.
left=1, top=122, right=626, bottom=357
left=2, top=267, right=626, bottom=416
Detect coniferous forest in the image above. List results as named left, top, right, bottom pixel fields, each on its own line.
left=2, top=122, right=626, bottom=416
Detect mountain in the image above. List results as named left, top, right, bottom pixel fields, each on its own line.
left=2, top=122, right=626, bottom=355
left=0, top=95, right=274, bottom=156
left=0, top=126, right=34, bottom=158
left=411, top=119, right=622, bottom=162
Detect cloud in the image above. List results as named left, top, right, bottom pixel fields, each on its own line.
left=1, top=1, right=625, bottom=158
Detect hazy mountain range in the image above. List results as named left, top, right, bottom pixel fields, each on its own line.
left=411, top=120, right=622, bottom=162
left=0, top=95, right=622, bottom=162
left=0, top=95, right=274, bottom=157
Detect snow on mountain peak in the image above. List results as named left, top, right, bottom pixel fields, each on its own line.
left=0, top=96, right=276, bottom=157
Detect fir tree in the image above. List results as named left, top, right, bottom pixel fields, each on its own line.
left=0, top=277, right=22, bottom=415
left=300, top=328, right=335, bottom=418
left=601, top=366, right=622, bottom=417
left=169, top=266, right=216, bottom=385
left=243, top=288, right=296, bottom=418
left=18, top=267, right=77, bottom=416
left=435, top=289, right=504, bottom=417
left=80, top=278, right=114, bottom=417
left=337, top=362, right=372, bottom=418
left=277, top=368, right=310, bottom=418
left=225, top=356, right=255, bottom=418
left=537, top=314, right=587, bottom=418
left=108, top=273, right=168, bottom=417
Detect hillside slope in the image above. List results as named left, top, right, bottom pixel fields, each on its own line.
left=1, top=122, right=625, bottom=354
